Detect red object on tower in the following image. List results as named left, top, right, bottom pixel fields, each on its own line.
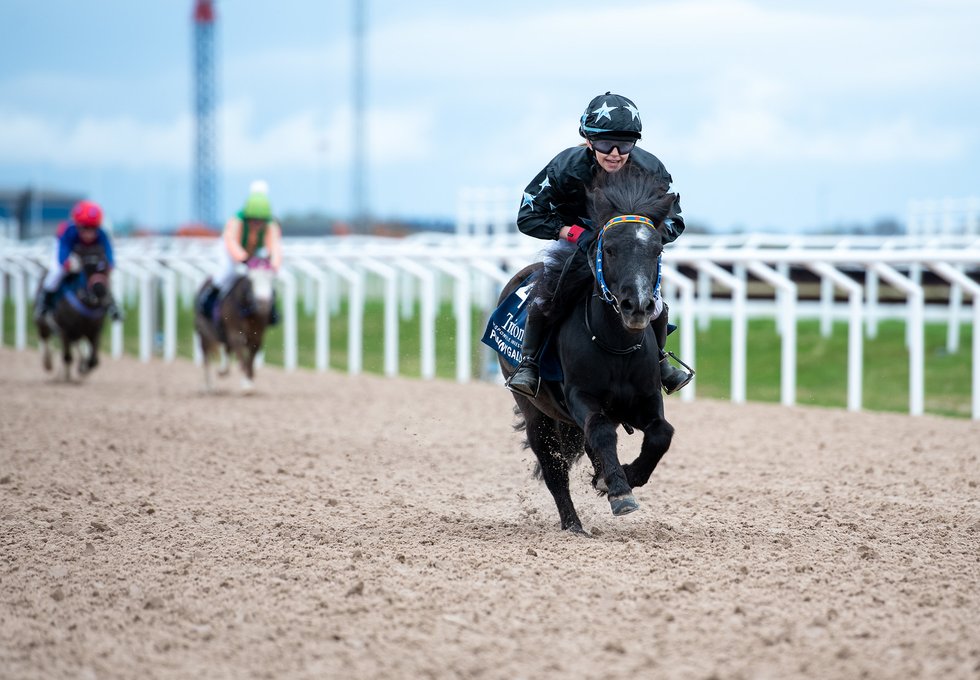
left=194, top=0, right=214, bottom=23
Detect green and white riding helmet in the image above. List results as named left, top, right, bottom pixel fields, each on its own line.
left=242, top=180, right=272, bottom=221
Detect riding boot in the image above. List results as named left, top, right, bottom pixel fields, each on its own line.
left=506, top=308, right=547, bottom=398
left=198, top=282, right=219, bottom=318
left=34, top=291, right=56, bottom=322
left=653, top=303, right=694, bottom=395
left=106, top=293, right=124, bottom=322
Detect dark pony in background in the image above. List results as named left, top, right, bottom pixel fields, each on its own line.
left=195, top=258, right=276, bottom=395
left=498, top=165, right=678, bottom=534
left=34, top=243, right=112, bottom=381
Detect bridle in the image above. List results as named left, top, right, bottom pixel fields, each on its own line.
left=594, top=214, right=662, bottom=313
left=587, top=213, right=663, bottom=355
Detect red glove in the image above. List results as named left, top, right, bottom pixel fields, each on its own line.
left=566, top=225, right=586, bottom=243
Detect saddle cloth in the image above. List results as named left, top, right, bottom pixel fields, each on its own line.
left=481, top=270, right=563, bottom=382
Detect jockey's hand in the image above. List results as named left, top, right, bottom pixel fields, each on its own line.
left=565, top=224, right=586, bottom=243
left=569, top=226, right=597, bottom=253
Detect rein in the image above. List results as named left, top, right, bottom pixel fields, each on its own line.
left=584, top=296, right=644, bottom=354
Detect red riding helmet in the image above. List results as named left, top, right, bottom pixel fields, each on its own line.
left=71, top=200, right=103, bottom=229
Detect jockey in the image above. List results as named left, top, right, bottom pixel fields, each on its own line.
left=35, top=199, right=122, bottom=321
left=199, top=180, right=283, bottom=322
left=506, top=92, right=693, bottom=398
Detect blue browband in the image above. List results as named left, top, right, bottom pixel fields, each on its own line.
left=595, top=215, right=662, bottom=306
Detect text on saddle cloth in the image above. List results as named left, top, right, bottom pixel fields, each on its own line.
left=481, top=270, right=562, bottom=382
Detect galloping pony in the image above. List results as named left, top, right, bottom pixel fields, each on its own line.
left=497, top=166, right=677, bottom=534
left=35, top=243, right=112, bottom=380
left=194, top=257, right=276, bottom=394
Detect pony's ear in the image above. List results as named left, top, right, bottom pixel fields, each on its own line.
left=655, top=192, right=678, bottom=229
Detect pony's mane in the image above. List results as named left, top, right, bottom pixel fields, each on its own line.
left=588, top=164, right=675, bottom=227
left=534, top=165, right=676, bottom=319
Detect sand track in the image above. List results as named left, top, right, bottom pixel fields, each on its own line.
left=1, top=348, right=978, bottom=679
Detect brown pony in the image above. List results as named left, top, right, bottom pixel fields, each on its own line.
left=194, top=258, right=276, bottom=394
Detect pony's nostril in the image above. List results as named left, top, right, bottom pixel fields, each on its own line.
left=620, top=299, right=635, bottom=314
left=642, top=299, right=656, bottom=316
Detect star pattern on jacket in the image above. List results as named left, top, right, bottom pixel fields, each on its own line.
left=624, top=103, right=640, bottom=120
left=521, top=191, right=535, bottom=210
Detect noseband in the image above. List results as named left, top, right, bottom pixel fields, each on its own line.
left=594, top=214, right=662, bottom=311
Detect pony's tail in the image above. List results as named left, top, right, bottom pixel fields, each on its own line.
left=510, top=405, right=543, bottom=477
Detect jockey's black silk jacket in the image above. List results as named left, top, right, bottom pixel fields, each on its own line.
left=516, top=145, right=685, bottom=244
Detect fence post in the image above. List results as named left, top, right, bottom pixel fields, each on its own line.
left=662, top=265, right=697, bottom=403
left=809, top=262, right=864, bottom=412
left=747, top=261, right=798, bottom=406
left=693, top=260, right=746, bottom=404
left=872, top=263, right=924, bottom=416
left=432, top=258, right=472, bottom=384
left=359, top=258, right=399, bottom=377
left=928, top=262, right=980, bottom=419
left=396, top=258, right=436, bottom=380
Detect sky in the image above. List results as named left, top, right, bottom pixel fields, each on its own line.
left=1, top=0, right=979, bottom=233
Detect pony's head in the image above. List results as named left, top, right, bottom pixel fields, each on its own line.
left=76, top=244, right=111, bottom=307
left=245, top=257, right=275, bottom=305
left=587, top=165, right=677, bottom=331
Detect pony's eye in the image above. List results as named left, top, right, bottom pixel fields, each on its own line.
left=605, top=248, right=615, bottom=258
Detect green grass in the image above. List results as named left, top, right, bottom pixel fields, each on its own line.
left=4, top=297, right=974, bottom=418
left=679, top=317, right=974, bottom=418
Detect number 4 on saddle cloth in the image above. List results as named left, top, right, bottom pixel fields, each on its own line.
left=481, top=269, right=563, bottom=382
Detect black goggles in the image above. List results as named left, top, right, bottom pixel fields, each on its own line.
left=590, top=138, right=636, bottom=155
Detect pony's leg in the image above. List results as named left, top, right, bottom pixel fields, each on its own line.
left=623, top=419, right=674, bottom=489
left=87, top=332, right=100, bottom=372
left=40, top=337, right=53, bottom=372
left=521, top=403, right=586, bottom=533
left=234, top=342, right=254, bottom=395
left=76, top=339, right=91, bottom=376
left=61, top=338, right=73, bottom=382
left=569, top=392, right=638, bottom=516
left=240, top=358, right=255, bottom=394
left=217, top=344, right=229, bottom=376
left=200, top=333, right=214, bottom=392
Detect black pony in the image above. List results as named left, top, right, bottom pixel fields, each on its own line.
left=194, top=258, right=276, bottom=395
left=498, top=166, right=677, bottom=534
left=35, top=244, right=112, bottom=380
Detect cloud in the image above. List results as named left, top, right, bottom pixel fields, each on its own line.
left=0, top=108, right=191, bottom=169
left=0, top=100, right=436, bottom=173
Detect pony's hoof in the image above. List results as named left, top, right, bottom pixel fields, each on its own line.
left=240, top=379, right=255, bottom=395
left=42, top=354, right=52, bottom=372
left=609, top=494, right=640, bottom=516
left=565, top=523, right=592, bottom=537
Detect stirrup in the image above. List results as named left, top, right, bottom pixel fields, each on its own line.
left=505, top=359, right=541, bottom=398
left=661, top=350, right=695, bottom=395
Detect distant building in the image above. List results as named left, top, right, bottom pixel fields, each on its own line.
left=0, top=187, right=85, bottom=241
left=907, top=197, right=980, bottom=237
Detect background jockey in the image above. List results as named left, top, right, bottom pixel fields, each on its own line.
left=506, top=91, right=692, bottom=398
left=35, top=199, right=122, bottom=321
left=199, top=180, right=283, bottom=322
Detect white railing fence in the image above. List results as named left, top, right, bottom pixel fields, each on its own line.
left=2, top=234, right=979, bottom=418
